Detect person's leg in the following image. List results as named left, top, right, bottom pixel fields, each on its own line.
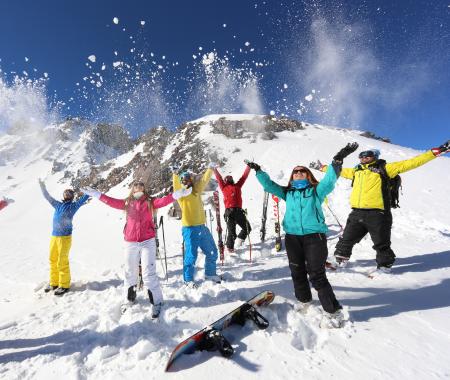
left=182, top=226, right=200, bottom=282
left=57, top=236, right=72, bottom=288
left=123, top=241, right=140, bottom=301
left=48, top=236, right=59, bottom=287
left=366, top=211, right=396, bottom=268
left=304, top=234, right=341, bottom=314
left=235, top=208, right=252, bottom=240
left=225, top=210, right=237, bottom=250
left=284, top=234, right=311, bottom=303
left=197, top=225, right=219, bottom=277
left=334, top=210, right=368, bottom=260
left=140, top=238, right=163, bottom=304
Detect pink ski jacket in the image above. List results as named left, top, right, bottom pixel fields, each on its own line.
left=99, top=193, right=174, bottom=242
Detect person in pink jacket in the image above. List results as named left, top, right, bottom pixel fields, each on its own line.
left=82, top=181, right=191, bottom=318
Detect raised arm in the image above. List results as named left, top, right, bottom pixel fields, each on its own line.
left=213, top=168, right=225, bottom=190
left=152, top=194, right=175, bottom=209
left=173, top=173, right=182, bottom=191
left=39, top=180, right=59, bottom=208
left=385, top=150, right=437, bottom=177
left=98, top=194, right=126, bottom=210
left=255, top=170, right=287, bottom=200
left=73, top=194, right=90, bottom=211
left=236, top=165, right=251, bottom=188
left=310, top=142, right=359, bottom=181
left=315, top=164, right=339, bottom=200
left=195, top=168, right=213, bottom=193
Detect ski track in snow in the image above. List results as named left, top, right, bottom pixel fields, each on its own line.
left=0, top=117, right=449, bottom=379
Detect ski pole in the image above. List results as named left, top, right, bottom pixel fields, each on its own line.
left=154, top=215, right=168, bottom=282
left=159, top=215, right=168, bottom=283
left=208, top=209, right=214, bottom=232
left=325, top=203, right=343, bottom=230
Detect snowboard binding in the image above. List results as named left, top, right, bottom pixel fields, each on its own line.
left=199, top=329, right=234, bottom=358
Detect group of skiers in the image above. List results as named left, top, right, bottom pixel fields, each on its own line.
left=4, top=138, right=448, bottom=326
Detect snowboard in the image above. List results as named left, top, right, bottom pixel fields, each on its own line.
left=165, top=290, right=275, bottom=371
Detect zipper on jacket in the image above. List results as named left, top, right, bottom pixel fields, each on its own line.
left=357, top=169, right=365, bottom=208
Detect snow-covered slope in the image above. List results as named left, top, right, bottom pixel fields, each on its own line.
left=0, top=116, right=449, bottom=379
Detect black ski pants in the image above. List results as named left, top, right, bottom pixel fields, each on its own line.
left=285, top=233, right=341, bottom=314
left=224, top=208, right=251, bottom=249
left=334, top=209, right=395, bottom=268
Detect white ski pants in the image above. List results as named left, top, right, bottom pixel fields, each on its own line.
left=123, top=238, right=163, bottom=304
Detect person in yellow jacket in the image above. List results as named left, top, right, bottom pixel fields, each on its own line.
left=172, top=163, right=221, bottom=287
left=310, top=140, right=449, bottom=272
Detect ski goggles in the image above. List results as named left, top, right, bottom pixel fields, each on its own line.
left=133, top=181, right=145, bottom=187
left=292, top=168, right=308, bottom=174
left=358, top=151, right=376, bottom=159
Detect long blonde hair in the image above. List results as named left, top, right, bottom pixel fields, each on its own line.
left=124, top=184, right=154, bottom=216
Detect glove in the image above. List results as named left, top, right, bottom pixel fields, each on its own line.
left=169, top=163, right=180, bottom=173
left=3, top=197, right=14, bottom=204
left=172, top=187, right=192, bottom=200
left=245, top=161, right=261, bottom=172
left=333, top=142, right=359, bottom=162
left=309, top=160, right=323, bottom=170
left=431, top=140, right=450, bottom=156
left=80, top=187, right=102, bottom=199
left=208, top=162, right=218, bottom=169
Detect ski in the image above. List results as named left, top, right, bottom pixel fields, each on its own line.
left=272, top=195, right=282, bottom=251
left=165, top=290, right=275, bottom=372
left=213, top=190, right=225, bottom=264
left=260, top=192, right=269, bottom=243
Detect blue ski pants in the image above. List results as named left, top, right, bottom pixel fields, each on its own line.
left=182, top=225, right=218, bottom=281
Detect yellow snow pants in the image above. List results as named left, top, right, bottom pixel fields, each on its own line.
left=49, top=236, right=72, bottom=288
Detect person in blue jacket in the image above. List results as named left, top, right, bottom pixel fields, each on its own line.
left=39, top=179, right=90, bottom=296
left=246, top=142, right=358, bottom=328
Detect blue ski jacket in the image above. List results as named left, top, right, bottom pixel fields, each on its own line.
left=40, top=185, right=89, bottom=236
left=255, top=164, right=339, bottom=235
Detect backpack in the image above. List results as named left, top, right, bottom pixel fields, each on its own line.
left=352, top=159, right=402, bottom=209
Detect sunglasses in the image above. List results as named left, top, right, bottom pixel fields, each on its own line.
left=133, top=182, right=145, bottom=187
left=292, top=168, right=308, bottom=174
left=358, top=151, right=375, bottom=159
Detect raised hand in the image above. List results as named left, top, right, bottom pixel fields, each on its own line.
left=245, top=160, right=261, bottom=172
left=309, top=160, right=323, bottom=170
left=169, top=163, right=180, bottom=174
left=432, top=140, right=450, bottom=156
left=80, top=187, right=101, bottom=199
left=333, top=142, right=359, bottom=162
left=172, top=187, right=192, bottom=200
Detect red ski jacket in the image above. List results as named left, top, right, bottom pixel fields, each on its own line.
left=214, top=166, right=250, bottom=209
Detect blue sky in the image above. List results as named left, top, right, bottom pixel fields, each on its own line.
left=0, top=0, right=449, bottom=150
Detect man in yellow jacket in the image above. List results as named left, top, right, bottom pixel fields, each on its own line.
left=310, top=140, right=449, bottom=272
left=173, top=163, right=221, bottom=287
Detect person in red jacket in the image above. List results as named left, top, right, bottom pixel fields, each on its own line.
left=82, top=181, right=191, bottom=318
left=0, top=196, right=14, bottom=211
left=214, top=165, right=251, bottom=252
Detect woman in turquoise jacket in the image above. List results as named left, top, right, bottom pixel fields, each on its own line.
left=246, top=142, right=358, bottom=328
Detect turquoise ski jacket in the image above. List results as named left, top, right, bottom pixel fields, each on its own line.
left=255, top=164, right=338, bottom=236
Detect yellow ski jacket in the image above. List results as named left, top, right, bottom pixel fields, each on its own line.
left=322, top=150, right=436, bottom=210
left=173, top=169, right=213, bottom=227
